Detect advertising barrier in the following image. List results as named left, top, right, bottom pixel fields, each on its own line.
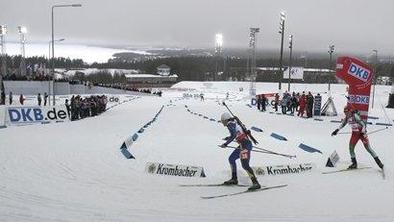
left=145, top=162, right=206, bottom=178
left=283, top=67, right=304, bottom=79
left=313, top=94, right=322, bottom=116
left=336, top=57, right=373, bottom=121
left=252, top=163, right=315, bottom=176
left=5, top=105, right=70, bottom=126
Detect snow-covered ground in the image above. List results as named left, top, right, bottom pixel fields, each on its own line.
left=0, top=82, right=393, bottom=222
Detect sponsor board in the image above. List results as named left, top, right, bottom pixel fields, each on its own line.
left=108, top=96, right=120, bottom=103
left=283, top=67, right=304, bottom=80
left=6, top=105, right=69, bottom=126
left=313, top=95, right=322, bottom=116
left=252, top=163, right=315, bottom=176
left=348, top=94, right=369, bottom=105
left=326, top=150, right=340, bottom=167
left=145, top=162, right=206, bottom=178
left=347, top=62, right=370, bottom=82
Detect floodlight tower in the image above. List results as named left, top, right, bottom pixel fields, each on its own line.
left=328, top=44, right=335, bottom=91
left=18, top=26, right=27, bottom=76
left=0, top=25, right=7, bottom=99
left=287, top=34, right=293, bottom=92
left=278, top=11, right=286, bottom=91
left=215, top=33, right=223, bottom=81
left=249, top=27, right=259, bottom=97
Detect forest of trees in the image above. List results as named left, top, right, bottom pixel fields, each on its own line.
left=1, top=53, right=394, bottom=84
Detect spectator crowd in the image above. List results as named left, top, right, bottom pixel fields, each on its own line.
left=68, top=95, right=108, bottom=121
left=256, top=91, right=322, bottom=118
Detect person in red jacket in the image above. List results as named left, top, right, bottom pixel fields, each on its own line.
left=331, top=105, right=384, bottom=169
left=297, top=92, right=306, bottom=117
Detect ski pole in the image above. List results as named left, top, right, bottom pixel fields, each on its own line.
left=223, top=145, right=296, bottom=159
left=336, top=127, right=388, bottom=136
left=367, top=127, right=389, bottom=135
left=252, top=146, right=297, bottom=159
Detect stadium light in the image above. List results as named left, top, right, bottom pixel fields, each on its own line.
left=215, top=33, right=223, bottom=48
left=278, top=11, right=286, bottom=91
left=18, top=26, right=27, bottom=34
left=328, top=44, right=335, bottom=91
left=288, top=35, right=293, bottom=92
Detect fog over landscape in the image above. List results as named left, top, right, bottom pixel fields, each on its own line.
left=1, top=0, right=394, bottom=58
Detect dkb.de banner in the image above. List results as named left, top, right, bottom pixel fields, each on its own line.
left=336, top=56, right=373, bottom=121
left=6, top=105, right=70, bottom=126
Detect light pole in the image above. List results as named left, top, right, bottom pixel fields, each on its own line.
left=249, top=28, right=259, bottom=97
left=278, top=11, right=286, bottom=91
left=18, top=26, right=27, bottom=77
left=371, top=49, right=378, bottom=109
left=0, top=25, right=7, bottom=101
left=287, top=34, right=293, bottom=92
left=328, top=45, right=335, bottom=91
left=215, top=33, right=223, bottom=81
left=48, top=38, right=65, bottom=59
left=48, top=38, right=65, bottom=102
left=51, top=3, right=81, bottom=105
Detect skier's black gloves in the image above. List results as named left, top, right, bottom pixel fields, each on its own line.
left=219, top=144, right=227, bottom=148
left=331, top=129, right=339, bottom=136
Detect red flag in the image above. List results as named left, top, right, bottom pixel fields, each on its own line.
left=336, top=56, right=373, bottom=121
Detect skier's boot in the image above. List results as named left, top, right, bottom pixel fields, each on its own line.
left=223, top=177, right=238, bottom=185
left=348, top=157, right=357, bottom=169
left=248, top=177, right=261, bottom=191
left=374, top=157, right=384, bottom=169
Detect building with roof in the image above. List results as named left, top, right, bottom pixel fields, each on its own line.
left=255, top=66, right=336, bottom=83
left=157, top=64, right=171, bottom=76
left=125, top=73, right=178, bottom=88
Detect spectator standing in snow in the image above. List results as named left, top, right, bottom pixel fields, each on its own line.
left=306, top=92, right=314, bottom=118
left=44, top=92, right=48, bottom=106
left=1, top=91, right=5, bottom=105
left=298, top=92, right=306, bottom=117
left=9, top=92, right=13, bottom=105
left=274, top=93, right=279, bottom=112
left=19, top=94, right=25, bottom=105
left=37, top=93, right=42, bottom=106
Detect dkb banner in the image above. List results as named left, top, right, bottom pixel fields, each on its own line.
left=6, top=105, right=70, bottom=126
left=336, top=56, right=373, bottom=121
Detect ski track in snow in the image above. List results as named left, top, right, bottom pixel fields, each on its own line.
left=0, top=82, right=394, bottom=222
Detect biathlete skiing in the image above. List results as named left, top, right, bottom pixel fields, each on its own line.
left=331, top=105, right=384, bottom=170
left=219, top=112, right=261, bottom=191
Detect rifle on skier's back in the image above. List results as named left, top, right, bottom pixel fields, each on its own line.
left=222, top=101, right=259, bottom=145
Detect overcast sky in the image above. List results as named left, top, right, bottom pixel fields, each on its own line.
left=1, top=0, right=394, bottom=56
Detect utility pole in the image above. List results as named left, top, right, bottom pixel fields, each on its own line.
left=328, top=45, right=335, bottom=91
left=278, top=11, right=286, bottom=91
left=287, top=34, right=293, bottom=92
left=249, top=27, right=259, bottom=97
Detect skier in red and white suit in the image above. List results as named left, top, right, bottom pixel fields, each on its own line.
left=331, top=105, right=384, bottom=169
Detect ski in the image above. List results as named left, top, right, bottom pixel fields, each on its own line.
left=380, top=168, right=386, bottom=180
left=179, top=183, right=249, bottom=187
left=322, top=166, right=372, bottom=174
left=200, top=184, right=287, bottom=199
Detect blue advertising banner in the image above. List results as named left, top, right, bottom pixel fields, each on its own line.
left=313, top=95, right=322, bottom=116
